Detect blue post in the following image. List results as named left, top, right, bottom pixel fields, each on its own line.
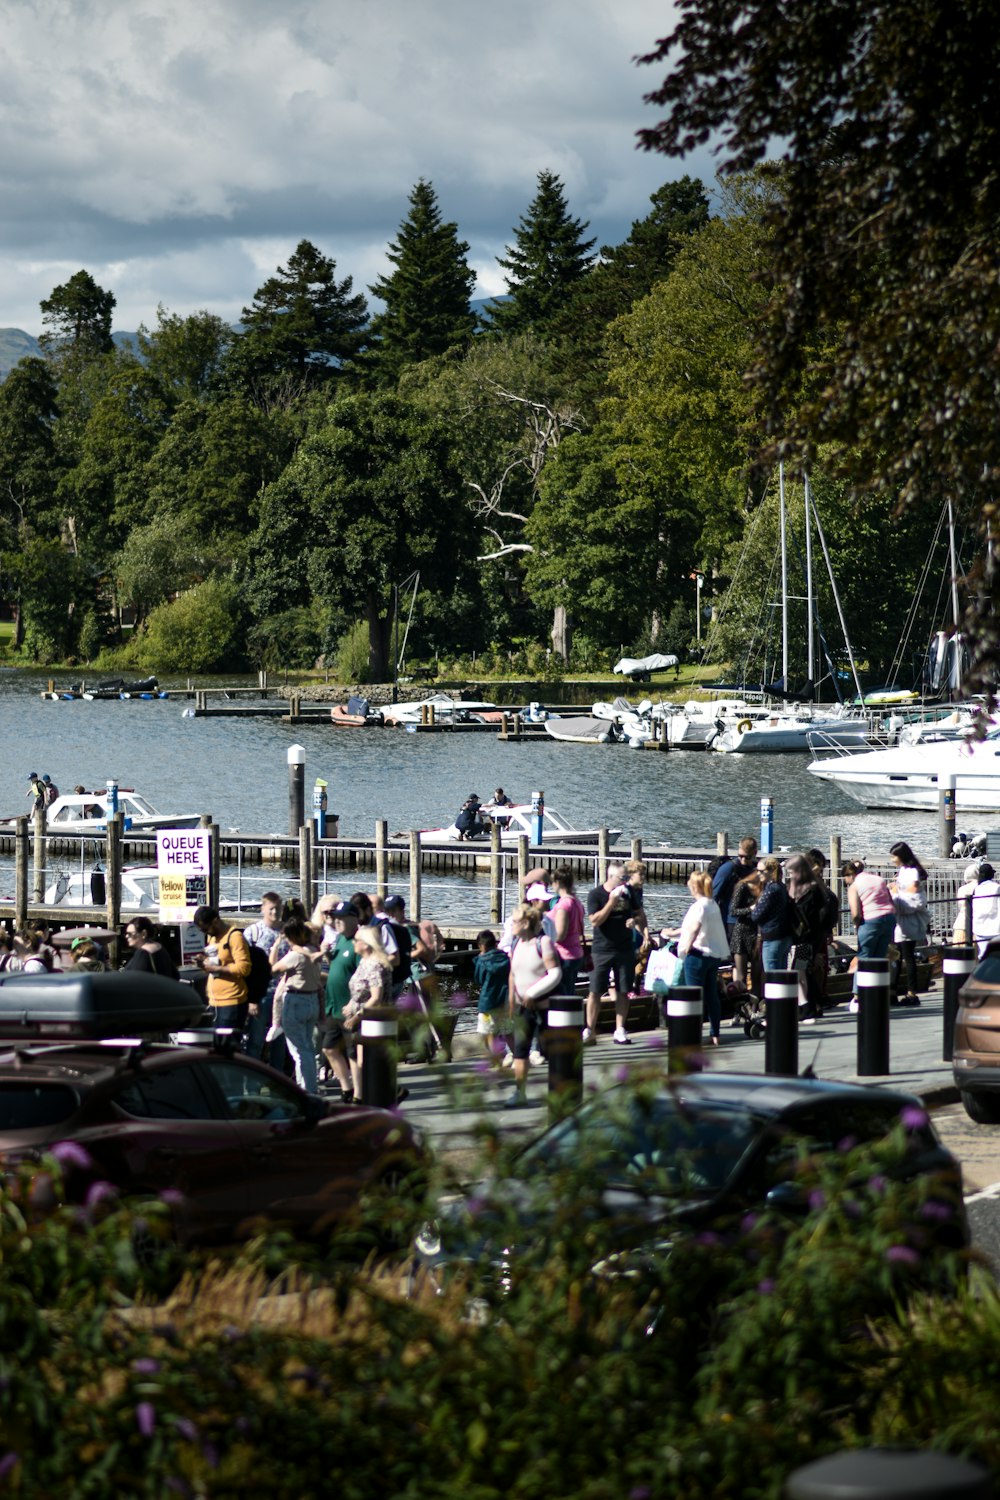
left=313, top=778, right=328, bottom=840
left=531, top=789, right=545, bottom=846
left=760, top=795, right=774, bottom=854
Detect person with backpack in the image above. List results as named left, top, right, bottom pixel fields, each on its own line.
left=711, top=836, right=758, bottom=933
left=382, top=894, right=415, bottom=1000
left=192, top=905, right=252, bottom=1031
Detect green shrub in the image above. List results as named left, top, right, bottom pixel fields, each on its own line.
left=337, top=618, right=370, bottom=682
left=128, top=578, right=245, bottom=672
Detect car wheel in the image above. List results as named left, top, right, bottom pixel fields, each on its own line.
left=960, top=1088, right=1000, bottom=1124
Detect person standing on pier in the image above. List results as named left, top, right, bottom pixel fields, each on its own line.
left=243, top=892, right=286, bottom=1065
left=506, top=904, right=562, bottom=1105
left=712, top=837, right=758, bottom=934
left=585, top=861, right=638, bottom=1045
left=673, top=870, right=729, bottom=1046
left=192, top=906, right=252, bottom=1032
left=750, top=857, right=797, bottom=973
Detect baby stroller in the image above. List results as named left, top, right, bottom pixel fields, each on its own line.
left=730, top=985, right=766, bottom=1039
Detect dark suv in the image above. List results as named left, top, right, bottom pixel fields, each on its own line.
left=0, top=973, right=425, bottom=1246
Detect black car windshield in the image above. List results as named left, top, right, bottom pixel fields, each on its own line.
left=519, top=1094, right=758, bottom=1196
left=0, top=1084, right=78, bottom=1130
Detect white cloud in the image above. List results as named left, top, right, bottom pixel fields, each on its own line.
left=0, top=0, right=713, bottom=333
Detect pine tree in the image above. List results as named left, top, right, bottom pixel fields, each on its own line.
left=235, top=239, right=367, bottom=389
left=39, top=270, right=116, bottom=357
left=365, top=180, right=477, bottom=384
left=489, top=171, right=596, bottom=338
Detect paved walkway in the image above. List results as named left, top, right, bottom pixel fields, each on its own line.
left=395, top=987, right=959, bottom=1161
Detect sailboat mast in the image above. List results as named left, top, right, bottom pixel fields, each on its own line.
left=947, top=499, right=961, bottom=625
left=804, top=472, right=815, bottom=685
left=779, top=462, right=789, bottom=684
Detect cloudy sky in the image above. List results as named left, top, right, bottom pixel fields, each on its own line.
left=0, top=0, right=717, bottom=335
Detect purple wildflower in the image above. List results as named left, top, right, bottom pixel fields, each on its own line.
left=173, top=1417, right=198, bottom=1442
left=0, top=1453, right=19, bottom=1481
left=886, top=1245, right=920, bottom=1266
left=132, top=1358, right=160, bottom=1375
left=395, top=990, right=421, bottom=1013
left=740, top=1213, right=759, bottom=1234
left=84, top=1180, right=119, bottom=1212
left=201, top=1442, right=220, bottom=1469
left=900, top=1105, right=929, bottom=1130
left=836, top=1135, right=858, bottom=1154
left=695, top=1231, right=720, bottom=1247
left=159, top=1189, right=185, bottom=1206
left=920, top=1201, right=954, bottom=1222
left=757, top=1278, right=776, bottom=1294
left=136, top=1402, right=156, bottom=1438
left=647, top=1034, right=666, bottom=1051
left=473, top=1061, right=493, bottom=1075
left=808, top=1189, right=826, bottom=1212
left=868, top=1174, right=887, bottom=1195
left=50, top=1140, right=93, bottom=1171
left=629, top=1488, right=653, bottom=1500
left=613, top=1064, right=630, bottom=1084
left=449, top=990, right=470, bottom=1010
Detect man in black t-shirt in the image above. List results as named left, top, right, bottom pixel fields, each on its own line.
left=586, top=860, right=638, bottom=1046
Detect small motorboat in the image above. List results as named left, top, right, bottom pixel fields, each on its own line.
left=330, top=695, right=384, bottom=727
left=70, top=676, right=168, bottom=700
left=544, top=715, right=616, bottom=745
left=382, top=693, right=499, bottom=726
left=415, top=802, right=620, bottom=847
left=2, top=790, right=202, bottom=835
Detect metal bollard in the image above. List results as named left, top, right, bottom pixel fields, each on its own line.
left=856, top=957, right=890, bottom=1075
left=763, top=969, right=799, bottom=1077
left=942, top=944, right=976, bottom=1062
left=360, top=1008, right=398, bottom=1109
left=665, top=986, right=702, bottom=1069
left=785, top=1446, right=992, bottom=1499
left=544, top=997, right=584, bottom=1116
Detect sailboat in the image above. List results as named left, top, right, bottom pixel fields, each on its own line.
left=711, top=469, right=872, bottom=752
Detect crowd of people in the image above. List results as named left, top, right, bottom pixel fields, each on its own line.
left=0, top=830, right=975, bottom=1101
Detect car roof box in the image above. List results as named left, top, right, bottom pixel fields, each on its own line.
left=0, top=972, right=207, bottom=1039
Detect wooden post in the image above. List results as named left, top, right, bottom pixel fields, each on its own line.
left=105, top=812, right=123, bottom=956
left=517, top=834, right=530, bottom=892
left=209, top=823, right=221, bottom=909
left=513, top=712, right=521, bottom=739
left=631, top=836, right=643, bottom=864
left=14, top=817, right=28, bottom=929
left=32, top=804, right=47, bottom=904
left=409, top=831, right=422, bottom=920
left=490, top=821, right=503, bottom=922
left=716, top=831, right=729, bottom=855
left=598, top=828, right=610, bottom=884
left=829, top=834, right=843, bottom=931
left=299, top=823, right=313, bottom=910
left=375, top=819, right=389, bottom=900
left=500, top=712, right=509, bottom=740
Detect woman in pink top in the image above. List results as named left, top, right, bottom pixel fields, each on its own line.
left=842, top=860, right=895, bottom=1003
left=550, top=866, right=586, bottom=996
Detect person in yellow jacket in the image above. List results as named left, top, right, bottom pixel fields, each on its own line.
left=193, top=905, right=252, bottom=1031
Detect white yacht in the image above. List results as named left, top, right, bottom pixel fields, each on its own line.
left=807, top=731, right=1000, bottom=811
left=713, top=705, right=871, bottom=753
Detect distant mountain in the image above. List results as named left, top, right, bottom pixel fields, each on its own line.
left=0, top=327, right=140, bottom=380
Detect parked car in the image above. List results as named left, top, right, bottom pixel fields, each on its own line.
left=953, top=946, right=1000, bottom=1121
left=415, top=1072, right=967, bottom=1292
left=0, top=974, right=426, bottom=1250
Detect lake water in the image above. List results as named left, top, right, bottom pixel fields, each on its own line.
left=0, top=670, right=974, bottom=927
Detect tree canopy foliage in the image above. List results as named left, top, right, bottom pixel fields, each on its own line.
left=490, top=171, right=595, bottom=339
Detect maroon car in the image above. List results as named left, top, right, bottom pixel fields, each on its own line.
left=0, top=973, right=426, bottom=1247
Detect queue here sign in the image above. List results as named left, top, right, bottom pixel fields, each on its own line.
left=156, top=829, right=211, bottom=923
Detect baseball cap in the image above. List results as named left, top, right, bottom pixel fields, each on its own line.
left=526, top=882, right=554, bottom=901
left=383, top=894, right=405, bottom=912
left=331, top=901, right=359, bottom=920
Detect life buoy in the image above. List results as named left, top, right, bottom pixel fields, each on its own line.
left=737, top=718, right=753, bottom=734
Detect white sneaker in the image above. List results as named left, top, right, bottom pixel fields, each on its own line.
left=529, top=1049, right=545, bottom=1067
left=501, top=1051, right=515, bottom=1069
left=581, top=1026, right=596, bottom=1045
left=612, top=1027, right=632, bottom=1046
left=848, top=998, right=859, bottom=1013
